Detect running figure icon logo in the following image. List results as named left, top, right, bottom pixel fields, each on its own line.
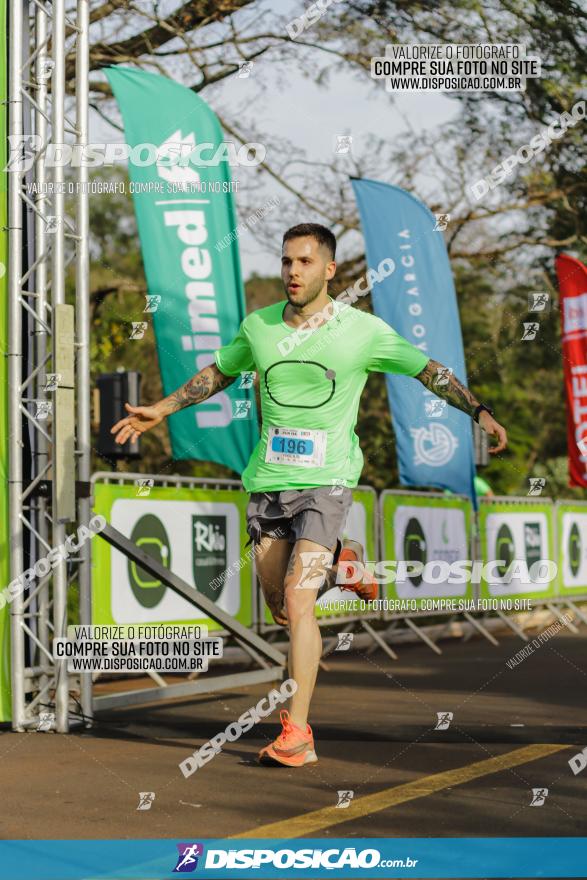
left=135, top=478, right=154, bottom=497
left=129, top=321, right=148, bottom=340
left=298, top=551, right=333, bottom=590
left=433, top=213, right=450, bottom=231
left=136, top=792, right=155, bottom=811
left=144, top=294, right=161, bottom=313
left=336, top=632, right=354, bottom=651
left=232, top=399, right=252, bottom=419
left=521, top=322, right=539, bottom=341
left=334, top=135, right=353, bottom=154
left=435, top=712, right=453, bottom=730
left=528, top=292, right=550, bottom=312
left=173, top=843, right=204, bottom=873
left=237, top=370, right=255, bottom=389
left=336, top=790, right=354, bottom=808
left=37, top=711, right=55, bottom=731
left=238, top=60, right=254, bottom=78
left=433, top=366, right=453, bottom=388
left=530, top=788, right=548, bottom=806
left=424, top=398, right=448, bottom=419
left=527, top=477, right=546, bottom=496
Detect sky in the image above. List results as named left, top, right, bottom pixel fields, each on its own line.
left=207, top=60, right=460, bottom=278
left=92, top=3, right=460, bottom=280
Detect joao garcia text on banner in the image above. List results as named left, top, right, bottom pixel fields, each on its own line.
left=351, top=178, right=476, bottom=505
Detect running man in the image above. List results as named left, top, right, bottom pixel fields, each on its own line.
left=111, top=223, right=508, bottom=768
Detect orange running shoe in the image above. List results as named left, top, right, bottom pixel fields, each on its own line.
left=338, top=539, right=379, bottom=602
left=258, top=710, right=318, bottom=767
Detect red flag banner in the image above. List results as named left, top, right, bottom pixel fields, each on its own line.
left=555, top=253, right=587, bottom=487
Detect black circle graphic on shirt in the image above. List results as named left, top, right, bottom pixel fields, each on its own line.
left=264, top=361, right=336, bottom=409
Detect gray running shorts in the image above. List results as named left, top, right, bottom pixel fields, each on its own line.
left=245, top=487, right=353, bottom=553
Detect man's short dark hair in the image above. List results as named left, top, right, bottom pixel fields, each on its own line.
left=282, top=223, right=336, bottom=260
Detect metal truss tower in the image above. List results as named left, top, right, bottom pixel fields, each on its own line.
left=8, top=0, right=90, bottom=732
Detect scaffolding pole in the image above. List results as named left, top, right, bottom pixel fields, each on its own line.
left=8, top=0, right=25, bottom=731
left=75, top=0, right=92, bottom=726
left=7, top=0, right=90, bottom=732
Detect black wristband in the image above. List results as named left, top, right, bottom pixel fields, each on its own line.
left=473, top=404, right=494, bottom=423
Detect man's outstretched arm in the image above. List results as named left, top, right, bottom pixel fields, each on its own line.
left=163, top=364, right=236, bottom=415
left=111, top=363, right=236, bottom=445
left=415, top=358, right=508, bottom=454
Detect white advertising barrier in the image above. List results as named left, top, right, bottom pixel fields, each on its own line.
left=556, top=500, right=587, bottom=596
left=379, top=491, right=473, bottom=609
left=479, top=497, right=557, bottom=601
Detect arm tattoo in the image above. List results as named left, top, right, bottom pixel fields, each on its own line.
left=415, top=358, right=479, bottom=417
left=165, top=364, right=236, bottom=414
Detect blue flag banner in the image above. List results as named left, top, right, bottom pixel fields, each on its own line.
left=1, top=838, right=586, bottom=879
left=351, top=178, right=476, bottom=505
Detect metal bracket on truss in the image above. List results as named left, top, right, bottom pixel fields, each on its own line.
left=401, top=617, right=442, bottom=656
left=494, top=609, right=529, bottom=642
left=462, top=611, right=500, bottom=646
left=360, top=619, right=399, bottom=661
left=546, top=602, right=579, bottom=634
left=564, top=600, right=587, bottom=627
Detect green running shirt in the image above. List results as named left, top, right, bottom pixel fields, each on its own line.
left=214, top=297, right=429, bottom=492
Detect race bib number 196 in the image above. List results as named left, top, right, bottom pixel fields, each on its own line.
left=265, top=426, right=327, bottom=468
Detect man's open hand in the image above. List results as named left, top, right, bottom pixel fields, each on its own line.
left=478, top=410, right=508, bottom=455
left=110, top=402, right=165, bottom=445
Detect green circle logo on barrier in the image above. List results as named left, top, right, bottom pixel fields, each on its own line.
left=127, top=514, right=171, bottom=608
left=495, top=523, right=515, bottom=578
left=403, top=517, right=426, bottom=587
left=569, top=522, right=581, bottom=577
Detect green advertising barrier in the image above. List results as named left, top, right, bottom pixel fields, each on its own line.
left=260, top=487, right=378, bottom=627
left=0, top=0, right=10, bottom=722
left=479, top=497, right=557, bottom=602
left=92, top=482, right=254, bottom=631
left=556, top=500, right=587, bottom=597
left=379, top=491, right=473, bottom=610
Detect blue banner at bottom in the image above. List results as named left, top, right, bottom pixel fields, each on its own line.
left=0, top=838, right=586, bottom=879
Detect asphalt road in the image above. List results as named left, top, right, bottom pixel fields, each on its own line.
left=1, top=624, right=586, bottom=876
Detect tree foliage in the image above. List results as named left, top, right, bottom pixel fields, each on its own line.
left=80, top=0, right=587, bottom=499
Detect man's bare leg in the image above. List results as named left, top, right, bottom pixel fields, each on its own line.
left=254, top=535, right=293, bottom=626
left=284, top=538, right=336, bottom=730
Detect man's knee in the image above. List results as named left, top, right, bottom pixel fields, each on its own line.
left=259, top=576, right=284, bottom=605
left=284, top=583, right=318, bottom=624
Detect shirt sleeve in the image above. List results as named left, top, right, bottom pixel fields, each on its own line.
left=366, top=316, right=430, bottom=376
left=214, top=321, right=256, bottom=377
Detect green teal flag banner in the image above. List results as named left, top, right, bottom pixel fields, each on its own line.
left=104, top=67, right=259, bottom=474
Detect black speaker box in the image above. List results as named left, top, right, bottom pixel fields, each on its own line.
left=96, top=371, right=142, bottom=460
